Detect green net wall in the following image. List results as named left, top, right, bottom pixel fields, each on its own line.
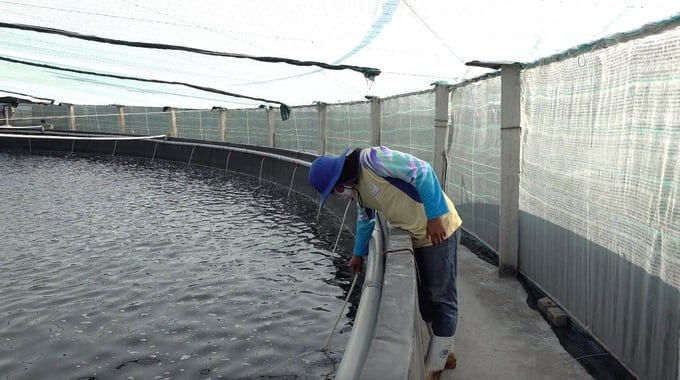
left=124, top=107, right=168, bottom=136
left=36, top=105, right=71, bottom=129
left=381, top=91, right=435, bottom=165
left=73, top=105, right=118, bottom=133
left=446, top=76, right=502, bottom=252
left=226, top=109, right=248, bottom=145
left=5, top=104, right=69, bottom=127
left=176, top=110, right=201, bottom=140
left=226, top=109, right=268, bottom=146
left=197, top=110, right=221, bottom=142
left=247, top=109, right=269, bottom=147
left=10, top=104, right=35, bottom=125
left=274, top=106, right=318, bottom=153
left=174, top=109, right=221, bottom=141
left=326, top=102, right=371, bottom=156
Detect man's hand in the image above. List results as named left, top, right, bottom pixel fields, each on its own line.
left=426, top=217, right=447, bottom=246
left=349, top=255, right=363, bottom=274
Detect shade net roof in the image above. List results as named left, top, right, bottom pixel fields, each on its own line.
left=1, top=0, right=678, bottom=109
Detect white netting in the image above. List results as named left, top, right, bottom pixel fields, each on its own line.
left=381, top=91, right=436, bottom=164
left=123, top=107, right=168, bottom=136
left=520, top=26, right=680, bottom=289
left=326, top=102, right=371, bottom=156
left=274, top=106, right=318, bottom=153
left=446, top=76, right=502, bottom=251
left=226, top=108, right=268, bottom=146
left=176, top=109, right=218, bottom=141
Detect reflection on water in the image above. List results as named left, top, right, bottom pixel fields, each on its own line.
left=0, top=152, right=356, bottom=379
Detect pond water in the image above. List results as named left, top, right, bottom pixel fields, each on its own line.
left=0, top=152, right=356, bottom=380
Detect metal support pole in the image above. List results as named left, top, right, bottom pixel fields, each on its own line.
left=433, top=83, right=450, bottom=189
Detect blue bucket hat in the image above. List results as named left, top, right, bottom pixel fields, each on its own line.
left=308, top=147, right=351, bottom=207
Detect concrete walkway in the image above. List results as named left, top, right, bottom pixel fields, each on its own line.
left=442, top=245, right=592, bottom=380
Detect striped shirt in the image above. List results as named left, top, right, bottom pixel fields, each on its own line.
left=350, top=146, right=462, bottom=256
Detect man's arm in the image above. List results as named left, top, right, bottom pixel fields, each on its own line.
left=349, top=206, right=376, bottom=274
left=353, top=206, right=376, bottom=256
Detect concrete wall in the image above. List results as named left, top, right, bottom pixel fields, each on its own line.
left=358, top=227, right=429, bottom=380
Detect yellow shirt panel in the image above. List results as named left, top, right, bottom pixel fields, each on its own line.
left=355, top=168, right=462, bottom=248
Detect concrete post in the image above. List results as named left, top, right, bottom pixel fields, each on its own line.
left=317, top=102, right=327, bottom=155
left=267, top=106, right=276, bottom=147
left=369, top=96, right=381, bottom=147
left=2, top=104, right=10, bottom=125
left=67, top=104, right=76, bottom=131
left=498, top=64, right=522, bottom=276
left=433, top=83, right=450, bottom=189
left=117, top=105, right=126, bottom=134
left=166, top=107, right=178, bottom=138
left=218, top=108, right=227, bottom=142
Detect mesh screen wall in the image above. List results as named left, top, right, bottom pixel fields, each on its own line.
left=175, top=109, right=220, bottom=141
left=446, top=76, right=502, bottom=252
left=381, top=91, right=435, bottom=164
left=274, top=105, right=317, bottom=153
left=124, top=107, right=168, bottom=136
left=226, top=108, right=268, bottom=146
left=9, top=104, right=34, bottom=125
left=176, top=109, right=203, bottom=140
left=35, top=105, right=71, bottom=129
left=74, top=105, right=118, bottom=133
left=519, top=26, right=680, bottom=380
left=326, top=102, right=371, bottom=156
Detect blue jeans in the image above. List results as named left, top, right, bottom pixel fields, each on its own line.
left=413, top=230, right=458, bottom=337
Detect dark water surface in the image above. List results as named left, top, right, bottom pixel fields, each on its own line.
left=0, top=152, right=355, bottom=380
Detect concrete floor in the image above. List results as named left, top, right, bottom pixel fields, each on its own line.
left=441, top=245, right=593, bottom=380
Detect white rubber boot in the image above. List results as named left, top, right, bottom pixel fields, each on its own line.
left=425, top=335, right=454, bottom=380
left=445, top=338, right=457, bottom=369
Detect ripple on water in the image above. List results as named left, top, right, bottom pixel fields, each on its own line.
left=0, top=152, right=356, bottom=379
